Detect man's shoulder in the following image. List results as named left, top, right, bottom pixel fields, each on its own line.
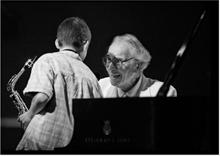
left=144, top=76, right=176, bottom=90
left=149, top=79, right=163, bottom=88
left=141, top=77, right=177, bottom=97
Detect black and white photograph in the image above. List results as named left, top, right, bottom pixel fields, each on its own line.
left=1, top=0, right=219, bottom=154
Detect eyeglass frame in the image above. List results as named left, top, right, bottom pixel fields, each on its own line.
left=102, top=54, right=135, bottom=69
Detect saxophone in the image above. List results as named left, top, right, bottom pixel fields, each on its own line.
left=7, top=56, right=37, bottom=116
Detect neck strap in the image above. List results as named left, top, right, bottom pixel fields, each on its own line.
left=63, top=49, right=77, bottom=53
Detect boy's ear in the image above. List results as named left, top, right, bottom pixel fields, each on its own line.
left=55, top=39, right=60, bottom=49
left=83, top=40, right=90, bottom=51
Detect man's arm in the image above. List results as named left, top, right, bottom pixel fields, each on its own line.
left=18, top=92, right=50, bottom=129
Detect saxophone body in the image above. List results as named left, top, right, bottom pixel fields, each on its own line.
left=7, top=57, right=37, bottom=116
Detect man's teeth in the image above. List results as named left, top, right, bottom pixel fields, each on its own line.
left=112, top=74, right=120, bottom=78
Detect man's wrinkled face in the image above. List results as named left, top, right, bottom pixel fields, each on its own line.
left=104, top=41, right=140, bottom=91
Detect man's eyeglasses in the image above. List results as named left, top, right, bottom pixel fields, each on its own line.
left=102, top=54, right=134, bottom=68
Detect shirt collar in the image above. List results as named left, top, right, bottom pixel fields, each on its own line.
left=59, top=49, right=82, bottom=61
left=117, top=74, right=144, bottom=97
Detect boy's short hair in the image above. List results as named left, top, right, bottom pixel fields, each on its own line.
left=57, top=17, right=91, bottom=49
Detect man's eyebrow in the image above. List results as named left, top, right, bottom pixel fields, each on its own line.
left=107, top=52, right=125, bottom=60
left=106, top=53, right=115, bottom=58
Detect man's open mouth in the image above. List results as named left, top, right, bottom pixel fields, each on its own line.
left=109, top=71, right=121, bottom=79
left=111, top=74, right=121, bottom=79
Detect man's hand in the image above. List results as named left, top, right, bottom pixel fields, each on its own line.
left=18, top=111, right=34, bottom=130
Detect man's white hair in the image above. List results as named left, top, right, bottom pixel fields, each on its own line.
left=112, top=34, right=151, bottom=71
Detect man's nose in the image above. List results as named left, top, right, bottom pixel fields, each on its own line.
left=106, top=61, right=116, bottom=71
left=108, top=61, right=117, bottom=70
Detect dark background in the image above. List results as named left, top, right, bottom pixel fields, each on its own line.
left=1, top=0, right=219, bottom=153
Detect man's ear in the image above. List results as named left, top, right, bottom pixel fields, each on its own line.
left=136, top=62, right=145, bottom=72
left=136, top=63, right=141, bottom=70
left=55, top=39, right=60, bottom=49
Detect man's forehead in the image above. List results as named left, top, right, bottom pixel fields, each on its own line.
left=108, top=41, right=135, bottom=58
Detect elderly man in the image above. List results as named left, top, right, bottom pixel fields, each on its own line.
left=99, top=34, right=177, bottom=97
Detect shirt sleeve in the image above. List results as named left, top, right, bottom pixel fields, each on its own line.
left=154, top=81, right=177, bottom=97
left=144, top=81, right=177, bottom=97
left=167, top=85, right=177, bottom=97
left=23, top=55, right=54, bottom=100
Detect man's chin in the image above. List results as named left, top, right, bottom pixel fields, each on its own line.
left=110, top=77, right=121, bottom=86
